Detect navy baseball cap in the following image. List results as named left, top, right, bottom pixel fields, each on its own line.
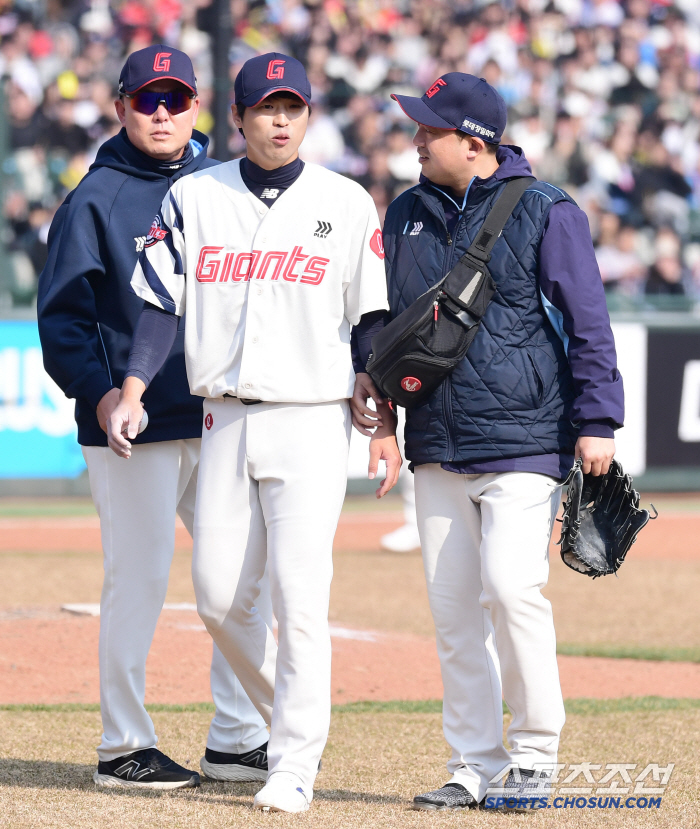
left=118, top=44, right=197, bottom=95
left=392, top=73, right=506, bottom=143
left=234, top=52, right=311, bottom=107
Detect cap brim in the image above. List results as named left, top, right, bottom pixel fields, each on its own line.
left=127, top=77, right=197, bottom=94
left=241, top=87, right=310, bottom=107
left=391, top=94, right=455, bottom=129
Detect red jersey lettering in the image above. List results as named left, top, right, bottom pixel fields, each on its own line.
left=300, top=257, right=329, bottom=285
left=195, top=246, right=223, bottom=282
left=282, top=245, right=308, bottom=282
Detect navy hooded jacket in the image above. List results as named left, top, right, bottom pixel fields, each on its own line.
left=38, top=128, right=216, bottom=447
left=382, top=146, right=624, bottom=469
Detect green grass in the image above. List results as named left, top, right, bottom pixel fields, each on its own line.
left=557, top=643, right=700, bottom=663
left=3, top=697, right=699, bottom=717
left=0, top=498, right=96, bottom=518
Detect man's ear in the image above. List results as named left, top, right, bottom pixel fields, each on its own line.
left=231, top=103, right=243, bottom=130
left=115, top=98, right=126, bottom=126
left=464, top=135, right=485, bottom=161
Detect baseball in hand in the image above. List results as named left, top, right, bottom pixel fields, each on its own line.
left=138, top=409, right=149, bottom=434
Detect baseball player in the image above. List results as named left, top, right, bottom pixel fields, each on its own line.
left=353, top=74, right=624, bottom=810
left=38, top=46, right=271, bottom=790
left=106, top=53, right=401, bottom=812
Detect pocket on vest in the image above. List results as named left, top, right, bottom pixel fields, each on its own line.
left=526, top=351, right=545, bottom=408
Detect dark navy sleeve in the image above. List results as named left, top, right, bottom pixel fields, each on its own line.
left=38, top=196, right=114, bottom=410
left=538, top=201, right=624, bottom=436
left=351, top=309, right=390, bottom=374
left=125, top=303, right=179, bottom=388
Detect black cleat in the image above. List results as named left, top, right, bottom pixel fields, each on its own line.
left=200, top=742, right=268, bottom=782
left=412, top=782, right=480, bottom=811
left=94, top=747, right=200, bottom=790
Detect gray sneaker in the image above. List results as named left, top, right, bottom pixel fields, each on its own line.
left=412, top=782, right=479, bottom=811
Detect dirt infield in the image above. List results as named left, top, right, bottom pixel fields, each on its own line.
left=2, top=608, right=700, bottom=706
left=0, top=497, right=698, bottom=705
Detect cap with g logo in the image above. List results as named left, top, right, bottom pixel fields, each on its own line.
left=118, top=44, right=197, bottom=94
left=234, top=52, right=311, bottom=107
left=391, top=73, right=506, bottom=143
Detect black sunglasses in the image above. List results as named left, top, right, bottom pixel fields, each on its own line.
left=125, top=90, right=196, bottom=116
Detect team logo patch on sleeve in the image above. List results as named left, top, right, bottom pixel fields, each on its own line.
left=144, top=215, right=169, bottom=248
left=369, top=229, right=385, bottom=259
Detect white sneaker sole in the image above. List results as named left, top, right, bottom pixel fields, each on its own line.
left=200, top=756, right=267, bottom=782
left=93, top=770, right=199, bottom=790
left=253, top=798, right=310, bottom=813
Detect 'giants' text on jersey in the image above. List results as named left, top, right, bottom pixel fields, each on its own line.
left=130, top=160, right=388, bottom=403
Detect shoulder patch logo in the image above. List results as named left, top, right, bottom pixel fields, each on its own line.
left=369, top=228, right=385, bottom=259
left=144, top=215, right=168, bottom=249
left=134, top=236, right=146, bottom=253
left=314, top=220, right=332, bottom=238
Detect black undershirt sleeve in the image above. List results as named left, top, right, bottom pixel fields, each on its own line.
left=125, top=302, right=179, bottom=388
left=351, top=309, right=390, bottom=374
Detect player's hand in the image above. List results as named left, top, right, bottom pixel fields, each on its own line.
left=351, top=372, right=386, bottom=436
left=107, top=399, right=145, bottom=458
left=368, top=411, right=401, bottom=498
left=96, top=388, right=121, bottom=434
left=575, top=436, right=615, bottom=476
left=107, top=377, right=147, bottom=459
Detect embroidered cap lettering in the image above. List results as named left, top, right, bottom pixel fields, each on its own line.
left=426, top=78, right=446, bottom=98
left=461, top=118, right=496, bottom=139
left=153, top=52, right=172, bottom=72
left=266, top=59, right=285, bottom=80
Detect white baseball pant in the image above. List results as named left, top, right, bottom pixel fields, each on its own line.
left=83, top=439, right=269, bottom=761
left=414, top=465, right=565, bottom=800
left=192, top=397, right=350, bottom=796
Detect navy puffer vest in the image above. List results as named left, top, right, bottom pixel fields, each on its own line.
left=383, top=169, right=579, bottom=465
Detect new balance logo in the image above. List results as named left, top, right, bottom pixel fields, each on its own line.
left=260, top=188, right=280, bottom=199
left=409, top=222, right=423, bottom=236
left=314, top=220, right=332, bottom=238
left=134, top=236, right=146, bottom=252
left=114, top=760, right=151, bottom=781
left=240, top=748, right=267, bottom=769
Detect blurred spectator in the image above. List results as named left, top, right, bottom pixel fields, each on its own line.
left=594, top=212, right=646, bottom=295
left=645, top=227, right=688, bottom=297
left=0, top=0, right=699, bottom=314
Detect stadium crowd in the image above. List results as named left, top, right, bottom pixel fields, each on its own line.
left=1, top=0, right=700, bottom=310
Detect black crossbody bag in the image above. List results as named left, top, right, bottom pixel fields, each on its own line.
left=365, top=176, right=534, bottom=408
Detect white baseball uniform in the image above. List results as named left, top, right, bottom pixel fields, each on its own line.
left=82, top=439, right=271, bottom=761
left=130, top=159, right=388, bottom=795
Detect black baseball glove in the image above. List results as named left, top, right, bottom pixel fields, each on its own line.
left=558, top=458, right=656, bottom=578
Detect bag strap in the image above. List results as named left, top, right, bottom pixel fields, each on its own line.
left=465, top=176, right=535, bottom=263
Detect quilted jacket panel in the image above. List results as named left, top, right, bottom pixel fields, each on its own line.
left=383, top=175, right=579, bottom=464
